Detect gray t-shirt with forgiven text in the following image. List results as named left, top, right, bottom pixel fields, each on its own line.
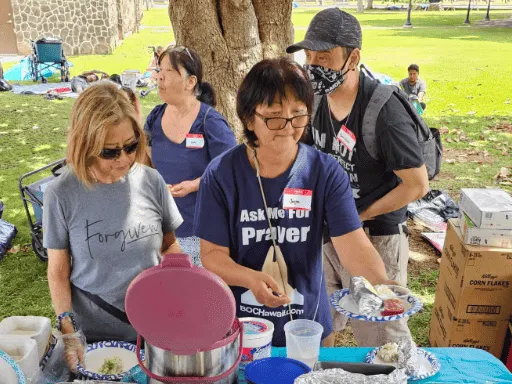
left=43, top=164, right=183, bottom=311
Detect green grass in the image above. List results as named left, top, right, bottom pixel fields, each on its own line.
left=1, top=7, right=511, bottom=347
left=408, top=270, right=439, bottom=346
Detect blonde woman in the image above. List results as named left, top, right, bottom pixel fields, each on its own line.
left=43, top=83, right=183, bottom=370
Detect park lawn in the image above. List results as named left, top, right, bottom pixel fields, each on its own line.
left=1, top=7, right=511, bottom=346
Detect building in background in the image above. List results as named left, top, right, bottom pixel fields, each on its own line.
left=0, top=0, right=144, bottom=55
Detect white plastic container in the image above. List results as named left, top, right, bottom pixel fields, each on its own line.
left=121, top=70, right=140, bottom=91
left=0, top=316, right=52, bottom=362
left=0, top=335, right=40, bottom=383
left=284, top=319, right=323, bottom=369
left=239, top=317, right=274, bottom=382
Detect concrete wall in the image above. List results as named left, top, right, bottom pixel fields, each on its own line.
left=10, top=0, right=143, bottom=56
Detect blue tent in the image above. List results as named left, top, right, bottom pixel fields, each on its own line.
left=4, top=56, right=72, bottom=81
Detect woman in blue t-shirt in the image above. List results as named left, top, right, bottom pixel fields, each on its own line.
left=145, top=46, right=237, bottom=266
left=194, top=58, right=397, bottom=347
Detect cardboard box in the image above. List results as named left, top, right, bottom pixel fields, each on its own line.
left=459, top=188, right=512, bottom=229
left=439, top=220, right=512, bottom=319
left=459, top=212, right=512, bottom=248
left=501, top=321, right=512, bottom=372
left=429, top=299, right=509, bottom=358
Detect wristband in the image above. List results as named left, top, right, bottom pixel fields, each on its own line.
left=56, top=311, right=77, bottom=332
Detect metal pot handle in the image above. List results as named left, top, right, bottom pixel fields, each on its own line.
left=136, top=322, right=244, bottom=383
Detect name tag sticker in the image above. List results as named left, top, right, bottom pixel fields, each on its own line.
left=283, top=188, right=313, bottom=211
left=186, top=134, right=204, bottom=149
left=336, top=125, right=356, bottom=152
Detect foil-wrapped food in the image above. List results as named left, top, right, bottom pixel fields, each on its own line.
left=349, top=277, right=383, bottom=316
left=397, top=338, right=419, bottom=376
left=294, top=368, right=408, bottom=384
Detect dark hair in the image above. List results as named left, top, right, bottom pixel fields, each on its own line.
left=158, top=46, right=216, bottom=107
left=237, top=57, right=314, bottom=148
left=408, top=64, right=420, bottom=73
left=109, top=74, right=122, bottom=84
left=121, top=86, right=137, bottom=106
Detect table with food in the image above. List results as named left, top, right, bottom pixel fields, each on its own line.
left=0, top=255, right=511, bottom=384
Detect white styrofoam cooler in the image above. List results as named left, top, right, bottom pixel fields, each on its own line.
left=0, top=316, right=52, bottom=362
left=0, top=335, right=39, bottom=383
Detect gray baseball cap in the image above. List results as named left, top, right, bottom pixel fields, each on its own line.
left=287, top=8, right=362, bottom=53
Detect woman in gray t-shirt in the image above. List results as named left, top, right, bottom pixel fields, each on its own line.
left=43, top=83, right=183, bottom=371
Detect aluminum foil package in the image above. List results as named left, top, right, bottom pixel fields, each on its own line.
left=350, top=276, right=383, bottom=316
left=294, top=368, right=408, bottom=384
left=397, top=338, right=419, bottom=376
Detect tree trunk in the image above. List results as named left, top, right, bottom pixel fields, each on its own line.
left=357, top=0, right=365, bottom=13
left=168, top=0, right=293, bottom=141
left=366, top=0, right=374, bottom=9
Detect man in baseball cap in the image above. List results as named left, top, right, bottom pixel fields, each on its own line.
left=288, top=9, right=429, bottom=348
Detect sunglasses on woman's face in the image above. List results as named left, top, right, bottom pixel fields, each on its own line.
left=99, top=138, right=140, bottom=159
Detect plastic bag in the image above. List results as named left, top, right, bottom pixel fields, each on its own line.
left=40, top=331, right=86, bottom=383
left=39, top=335, right=72, bottom=383
left=407, top=190, right=459, bottom=232
left=0, top=218, right=17, bottom=260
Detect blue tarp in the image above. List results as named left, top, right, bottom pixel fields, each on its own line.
left=4, top=56, right=73, bottom=81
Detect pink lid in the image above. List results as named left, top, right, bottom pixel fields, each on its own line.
left=125, top=254, right=236, bottom=355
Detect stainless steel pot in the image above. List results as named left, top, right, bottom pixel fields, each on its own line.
left=136, top=319, right=243, bottom=383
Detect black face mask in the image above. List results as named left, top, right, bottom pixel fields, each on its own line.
left=304, top=55, right=352, bottom=95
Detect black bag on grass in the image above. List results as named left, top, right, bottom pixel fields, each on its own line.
left=0, top=79, right=12, bottom=92
left=0, top=219, right=17, bottom=260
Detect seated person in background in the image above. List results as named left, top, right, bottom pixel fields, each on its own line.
left=70, top=70, right=109, bottom=94
left=400, top=64, right=427, bottom=111
left=147, top=46, right=164, bottom=80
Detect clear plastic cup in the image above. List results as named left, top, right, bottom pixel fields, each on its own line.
left=284, top=319, right=323, bottom=369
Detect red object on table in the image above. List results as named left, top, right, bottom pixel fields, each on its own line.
left=381, top=298, right=405, bottom=316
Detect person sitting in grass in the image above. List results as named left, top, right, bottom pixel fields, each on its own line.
left=70, top=70, right=109, bottom=94
left=147, top=45, right=165, bottom=80
left=400, top=64, right=427, bottom=111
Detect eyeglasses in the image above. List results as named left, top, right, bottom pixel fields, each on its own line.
left=100, top=138, right=140, bottom=159
left=155, top=46, right=194, bottom=74
left=254, top=112, right=310, bottom=131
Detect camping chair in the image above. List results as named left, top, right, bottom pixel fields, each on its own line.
left=29, top=37, right=70, bottom=83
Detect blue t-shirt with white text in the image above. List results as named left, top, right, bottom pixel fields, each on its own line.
left=145, top=103, right=236, bottom=237
left=194, top=144, right=361, bottom=346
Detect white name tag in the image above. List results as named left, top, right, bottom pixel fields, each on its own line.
left=336, top=125, right=356, bottom=152
left=283, top=188, right=312, bottom=211
left=185, top=134, right=204, bottom=149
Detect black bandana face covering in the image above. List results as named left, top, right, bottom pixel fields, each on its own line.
left=304, top=55, right=352, bottom=95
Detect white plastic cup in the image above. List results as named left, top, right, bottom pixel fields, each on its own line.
left=239, top=317, right=274, bottom=383
left=0, top=316, right=52, bottom=362
left=284, top=319, right=323, bottom=369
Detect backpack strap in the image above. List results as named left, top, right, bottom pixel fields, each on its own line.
left=362, top=84, right=394, bottom=161
left=359, top=63, right=375, bottom=80
left=311, top=94, right=323, bottom=125
left=202, top=105, right=212, bottom=141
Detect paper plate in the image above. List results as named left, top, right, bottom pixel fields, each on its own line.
left=76, top=340, right=144, bottom=381
left=0, top=349, right=26, bottom=384
left=365, top=347, right=440, bottom=381
left=330, top=288, right=423, bottom=322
